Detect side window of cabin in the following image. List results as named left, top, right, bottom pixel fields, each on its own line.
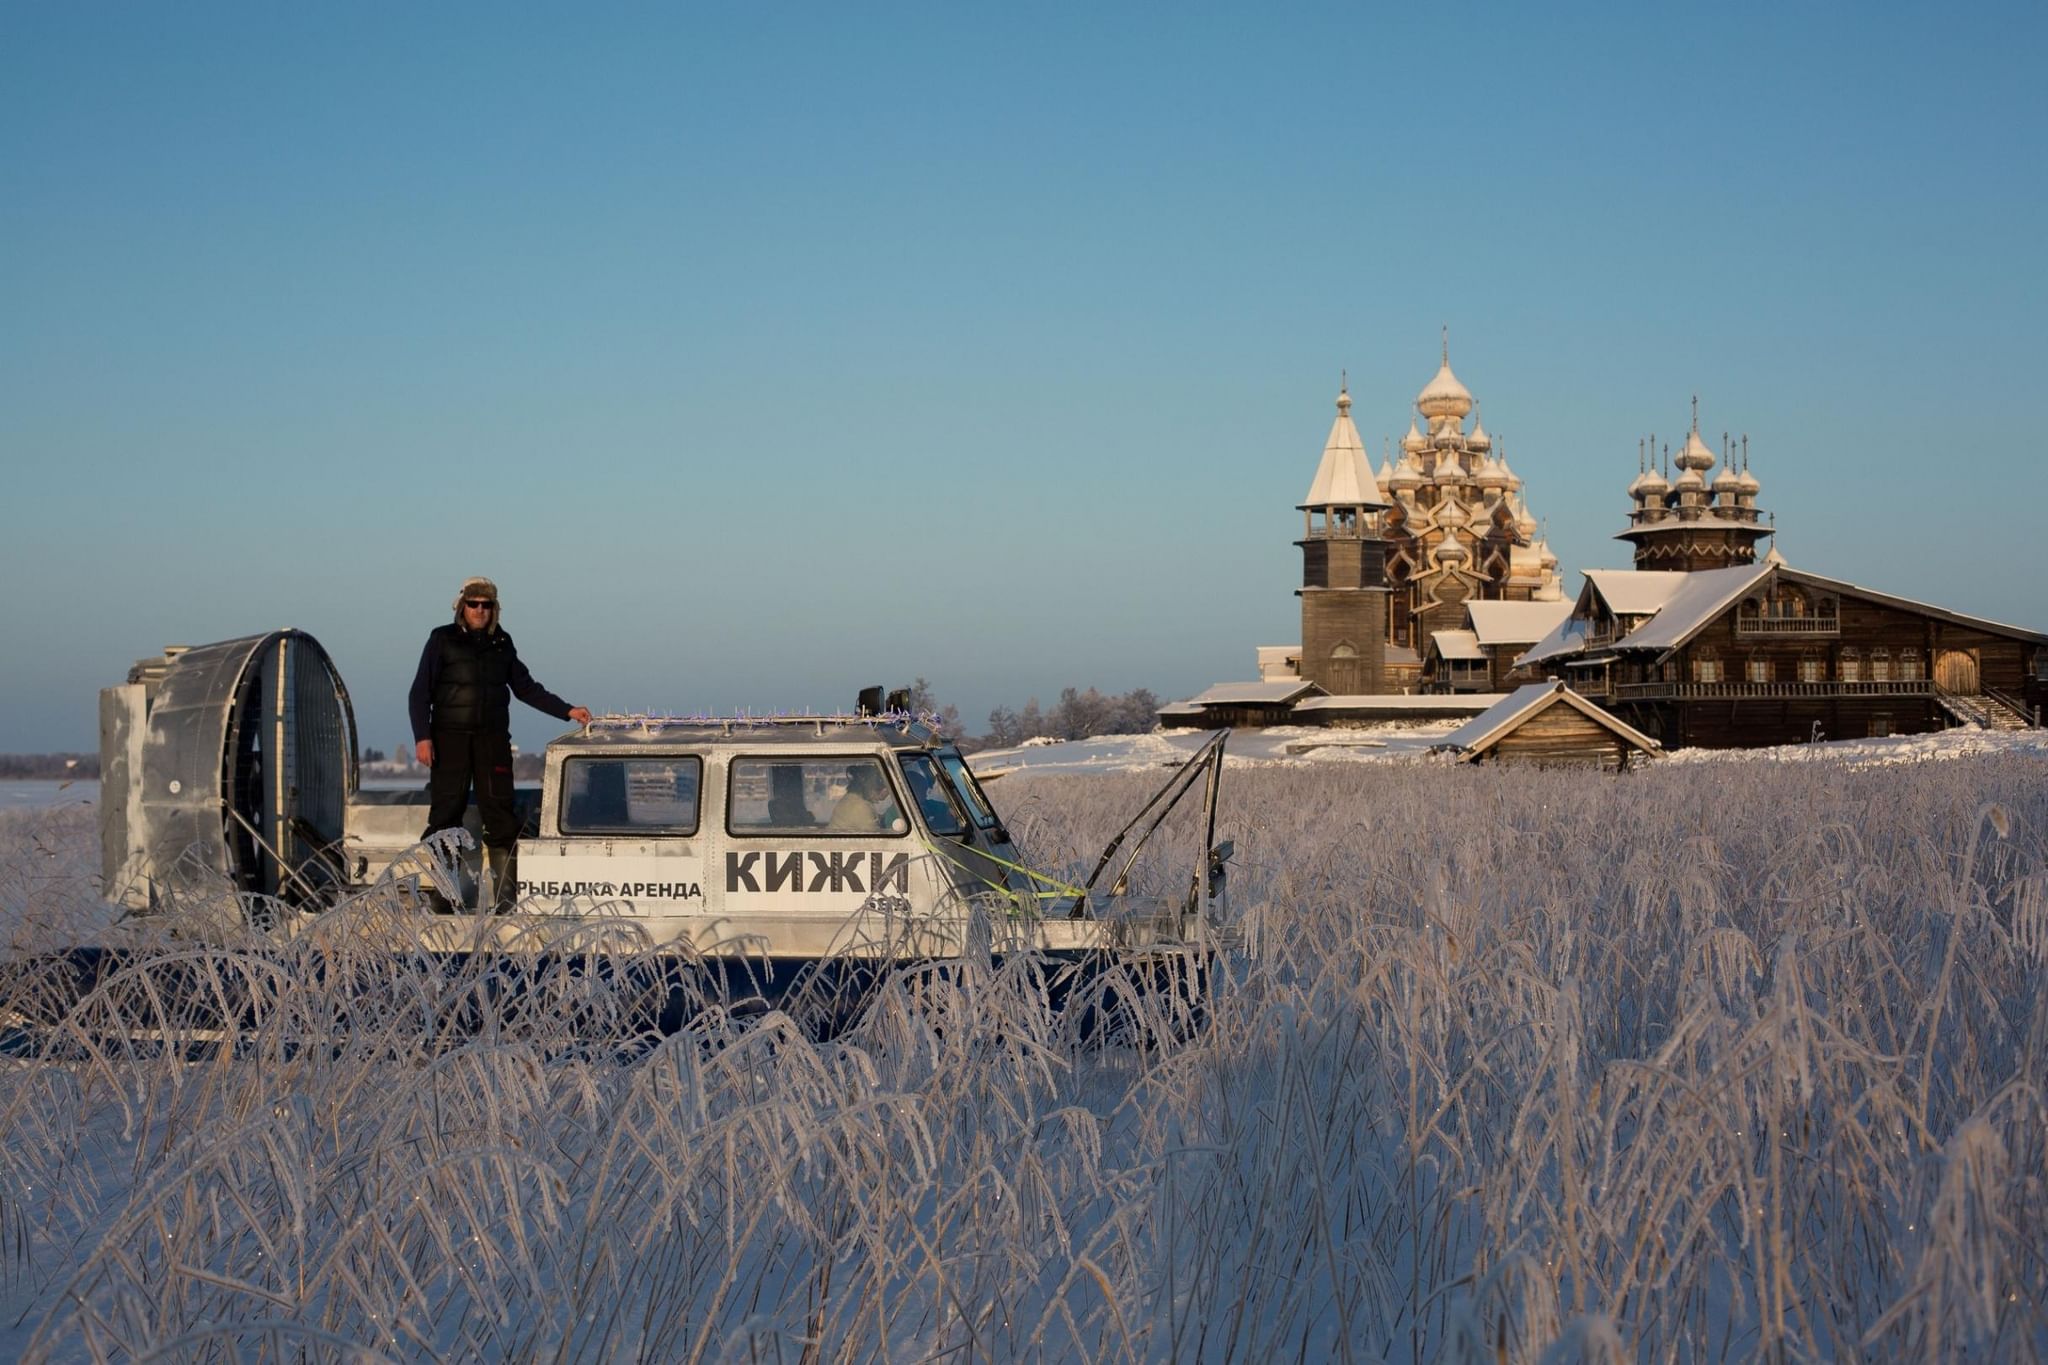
left=897, top=754, right=968, bottom=836
left=727, top=757, right=909, bottom=837
left=560, top=756, right=701, bottom=835
left=937, top=752, right=1001, bottom=831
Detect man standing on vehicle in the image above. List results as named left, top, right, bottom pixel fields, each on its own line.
left=410, top=576, right=592, bottom=911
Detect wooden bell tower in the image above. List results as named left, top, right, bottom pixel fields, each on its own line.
left=1297, top=384, right=1390, bottom=696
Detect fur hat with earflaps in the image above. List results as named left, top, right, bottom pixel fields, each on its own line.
left=452, top=576, right=501, bottom=626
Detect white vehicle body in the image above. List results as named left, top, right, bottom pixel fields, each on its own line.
left=387, top=715, right=1225, bottom=963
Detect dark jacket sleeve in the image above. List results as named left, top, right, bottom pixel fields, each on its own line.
left=408, top=632, right=441, bottom=742
left=504, top=636, right=576, bottom=721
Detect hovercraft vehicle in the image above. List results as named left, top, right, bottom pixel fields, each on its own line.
left=47, top=630, right=1233, bottom=1039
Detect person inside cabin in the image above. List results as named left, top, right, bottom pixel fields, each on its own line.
left=766, top=763, right=813, bottom=827
left=409, top=576, right=593, bottom=911
left=828, top=763, right=904, bottom=833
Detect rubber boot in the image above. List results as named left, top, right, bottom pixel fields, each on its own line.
left=485, top=845, right=520, bottom=915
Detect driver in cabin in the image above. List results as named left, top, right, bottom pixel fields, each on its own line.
left=828, top=764, right=903, bottom=833
left=409, top=576, right=592, bottom=911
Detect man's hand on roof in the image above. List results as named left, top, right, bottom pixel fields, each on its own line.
left=569, top=706, right=593, bottom=725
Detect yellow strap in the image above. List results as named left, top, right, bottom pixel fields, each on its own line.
left=917, top=838, right=1084, bottom=917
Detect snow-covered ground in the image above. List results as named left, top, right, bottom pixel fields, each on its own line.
left=972, top=719, right=2048, bottom=778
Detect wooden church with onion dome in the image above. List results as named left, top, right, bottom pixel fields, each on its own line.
left=1288, top=340, right=1567, bottom=700
left=1166, top=340, right=1571, bottom=729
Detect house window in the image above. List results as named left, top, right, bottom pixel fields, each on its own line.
left=1798, top=654, right=1825, bottom=683
left=1898, top=649, right=1924, bottom=681
left=1839, top=648, right=1861, bottom=683
left=1693, top=650, right=1722, bottom=684
left=1747, top=656, right=1772, bottom=683
left=1868, top=714, right=1893, bottom=738
left=1869, top=648, right=1891, bottom=682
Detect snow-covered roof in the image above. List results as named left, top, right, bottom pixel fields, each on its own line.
left=1294, top=693, right=1505, bottom=713
left=1255, top=645, right=1302, bottom=681
left=1774, top=567, right=2047, bottom=644
left=1185, top=680, right=1324, bottom=706
left=1584, top=569, right=1690, bottom=617
left=1430, top=629, right=1485, bottom=661
left=1617, top=513, right=1768, bottom=538
left=1609, top=562, right=1773, bottom=653
left=1761, top=568, right=2048, bottom=650
left=1156, top=700, right=1206, bottom=717
left=1465, top=599, right=1574, bottom=646
left=1516, top=614, right=1590, bottom=668
left=1301, top=390, right=1387, bottom=509
left=1432, top=682, right=1661, bottom=759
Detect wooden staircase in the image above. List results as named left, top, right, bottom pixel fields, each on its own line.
left=1937, top=687, right=2038, bottom=731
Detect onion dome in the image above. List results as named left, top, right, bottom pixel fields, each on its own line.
left=1636, top=463, right=1669, bottom=496
left=1436, top=496, right=1470, bottom=529
left=1496, top=455, right=1522, bottom=491
left=1466, top=415, right=1492, bottom=451
left=1674, top=465, right=1706, bottom=492
left=1677, top=429, right=1716, bottom=473
left=1387, top=450, right=1425, bottom=489
left=1416, top=341, right=1474, bottom=420
left=1474, top=453, right=1506, bottom=489
left=1538, top=540, right=1558, bottom=569
left=1434, top=534, right=1469, bottom=565
left=1435, top=447, right=1465, bottom=480
left=1402, top=419, right=1428, bottom=454
left=1738, top=465, right=1760, bottom=495
left=1376, top=455, right=1396, bottom=486
left=1712, top=463, right=1742, bottom=498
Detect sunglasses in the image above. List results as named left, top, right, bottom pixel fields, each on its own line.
left=463, top=598, right=495, bottom=609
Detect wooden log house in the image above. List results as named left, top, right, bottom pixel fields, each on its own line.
left=1520, top=406, right=2045, bottom=747
left=1432, top=681, right=1661, bottom=770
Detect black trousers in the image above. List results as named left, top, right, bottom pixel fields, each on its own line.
left=423, top=728, right=519, bottom=851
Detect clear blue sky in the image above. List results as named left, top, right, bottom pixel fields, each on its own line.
left=4, top=2, right=2043, bottom=755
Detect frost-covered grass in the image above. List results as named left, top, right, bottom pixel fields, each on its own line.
left=3, top=754, right=2047, bottom=1361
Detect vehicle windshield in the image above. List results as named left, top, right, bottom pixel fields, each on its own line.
left=936, top=751, right=1000, bottom=831
left=897, top=753, right=967, bottom=836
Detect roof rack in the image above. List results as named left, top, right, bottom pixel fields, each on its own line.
left=572, top=711, right=948, bottom=743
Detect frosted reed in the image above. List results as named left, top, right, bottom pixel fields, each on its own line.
left=1, top=752, right=2044, bottom=1360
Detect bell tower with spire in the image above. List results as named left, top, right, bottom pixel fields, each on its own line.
left=1618, top=397, right=1773, bottom=570
left=1296, top=380, right=1390, bottom=695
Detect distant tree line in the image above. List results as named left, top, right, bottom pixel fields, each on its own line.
left=0, top=754, right=99, bottom=780
left=984, top=687, right=1161, bottom=749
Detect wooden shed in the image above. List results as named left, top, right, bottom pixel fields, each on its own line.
left=1431, top=681, right=1660, bottom=770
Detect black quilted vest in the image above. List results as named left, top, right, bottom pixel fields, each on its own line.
left=432, top=626, right=514, bottom=733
